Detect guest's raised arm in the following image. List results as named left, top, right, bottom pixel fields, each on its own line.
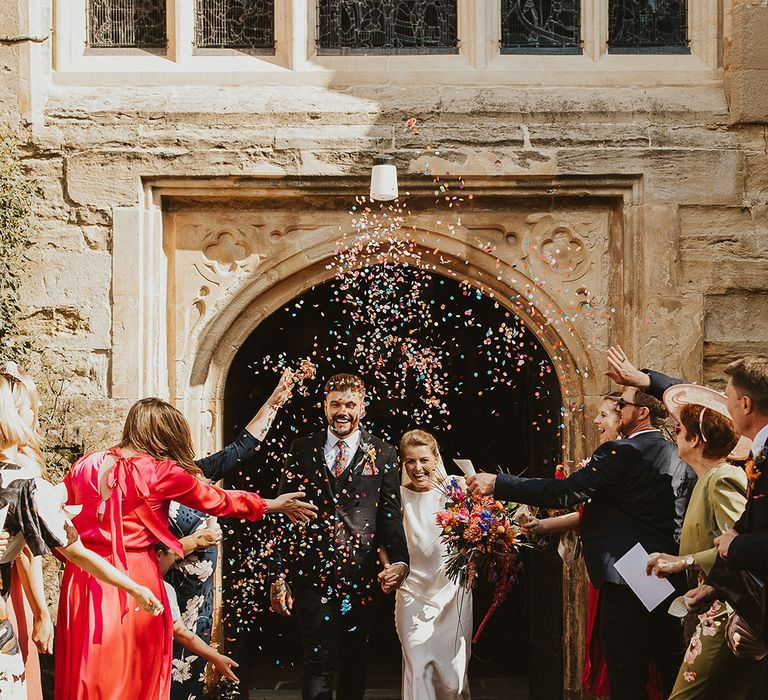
left=196, top=369, right=293, bottom=482
left=605, top=345, right=684, bottom=400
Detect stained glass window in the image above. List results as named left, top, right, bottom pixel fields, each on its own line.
left=609, top=0, right=688, bottom=53
left=86, top=0, right=166, bottom=49
left=317, top=0, right=458, bottom=55
left=501, top=0, right=581, bottom=53
left=196, top=0, right=275, bottom=50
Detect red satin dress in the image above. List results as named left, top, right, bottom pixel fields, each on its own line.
left=54, top=448, right=267, bottom=700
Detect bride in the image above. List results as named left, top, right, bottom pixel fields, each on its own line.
left=384, top=429, right=472, bottom=700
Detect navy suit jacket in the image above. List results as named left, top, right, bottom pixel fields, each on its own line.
left=496, top=431, right=693, bottom=588
left=273, top=429, right=408, bottom=592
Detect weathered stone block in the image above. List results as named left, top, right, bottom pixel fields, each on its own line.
left=706, top=292, right=768, bottom=343
left=21, top=249, right=112, bottom=348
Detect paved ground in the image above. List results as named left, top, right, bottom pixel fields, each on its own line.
left=248, top=664, right=530, bottom=699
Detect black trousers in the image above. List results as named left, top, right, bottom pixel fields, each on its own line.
left=293, top=585, right=378, bottom=700
left=599, top=582, right=684, bottom=699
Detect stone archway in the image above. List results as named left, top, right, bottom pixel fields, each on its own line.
left=220, top=264, right=566, bottom=697
left=111, top=174, right=642, bottom=697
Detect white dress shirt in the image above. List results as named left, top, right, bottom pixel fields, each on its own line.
left=323, top=427, right=362, bottom=470
left=752, top=423, right=768, bottom=456
left=628, top=428, right=661, bottom=439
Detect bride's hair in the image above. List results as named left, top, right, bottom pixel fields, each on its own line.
left=399, top=429, right=439, bottom=460
left=399, top=429, right=448, bottom=488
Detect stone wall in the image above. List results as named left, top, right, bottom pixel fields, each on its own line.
left=1, top=0, right=767, bottom=696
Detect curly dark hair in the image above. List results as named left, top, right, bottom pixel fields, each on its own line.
left=324, top=373, right=365, bottom=396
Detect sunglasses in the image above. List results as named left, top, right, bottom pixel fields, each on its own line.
left=616, top=398, right=641, bottom=410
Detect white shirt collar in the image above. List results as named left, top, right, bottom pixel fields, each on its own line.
left=752, top=423, right=768, bottom=456
left=325, top=426, right=361, bottom=452
left=628, top=428, right=661, bottom=439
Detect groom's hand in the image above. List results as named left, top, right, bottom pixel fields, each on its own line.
left=378, top=562, right=408, bottom=593
left=270, top=579, right=293, bottom=617
left=467, top=473, right=496, bottom=496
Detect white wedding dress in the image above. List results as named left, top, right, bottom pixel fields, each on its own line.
left=395, top=486, right=472, bottom=700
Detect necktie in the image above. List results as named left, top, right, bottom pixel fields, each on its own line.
left=332, top=440, right=348, bottom=478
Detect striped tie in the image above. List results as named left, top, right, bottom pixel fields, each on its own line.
left=332, top=440, right=348, bottom=478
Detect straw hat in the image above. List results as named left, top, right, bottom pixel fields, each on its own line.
left=663, top=383, right=751, bottom=460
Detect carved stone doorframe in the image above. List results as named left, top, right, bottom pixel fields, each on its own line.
left=111, top=174, right=643, bottom=697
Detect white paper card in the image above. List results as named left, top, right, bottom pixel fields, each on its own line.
left=453, top=459, right=476, bottom=477
left=0, top=505, right=8, bottom=532
left=613, top=543, right=675, bottom=612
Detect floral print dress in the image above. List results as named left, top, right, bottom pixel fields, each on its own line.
left=166, top=502, right=217, bottom=695
left=0, top=462, right=76, bottom=698
left=166, top=431, right=259, bottom=700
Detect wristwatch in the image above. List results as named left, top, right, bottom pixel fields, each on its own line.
left=684, top=554, right=695, bottom=568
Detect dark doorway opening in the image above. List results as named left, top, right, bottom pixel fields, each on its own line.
left=222, top=265, right=563, bottom=699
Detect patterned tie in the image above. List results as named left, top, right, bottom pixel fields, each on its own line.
left=332, top=440, right=348, bottom=478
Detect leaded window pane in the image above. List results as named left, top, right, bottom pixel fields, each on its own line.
left=196, top=0, right=275, bottom=50
left=317, top=0, right=458, bottom=55
left=86, top=0, right=166, bottom=49
left=501, top=0, right=581, bottom=53
left=609, top=0, right=688, bottom=52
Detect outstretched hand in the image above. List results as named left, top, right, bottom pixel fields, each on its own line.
left=267, top=368, right=295, bottom=409
left=517, top=514, right=542, bottom=536
left=265, top=491, right=319, bottom=524
left=467, top=473, right=496, bottom=497
left=646, top=552, right=688, bottom=578
left=605, top=345, right=651, bottom=389
left=211, top=651, right=240, bottom=682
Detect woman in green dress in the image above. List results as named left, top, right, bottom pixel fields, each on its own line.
left=646, top=392, right=762, bottom=699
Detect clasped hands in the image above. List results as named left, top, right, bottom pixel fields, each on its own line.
left=269, top=563, right=409, bottom=618
left=377, top=562, right=408, bottom=594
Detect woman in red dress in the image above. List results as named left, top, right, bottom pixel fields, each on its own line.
left=55, top=397, right=315, bottom=700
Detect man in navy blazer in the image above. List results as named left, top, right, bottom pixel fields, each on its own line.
left=270, top=373, right=409, bottom=700
left=468, top=383, right=693, bottom=699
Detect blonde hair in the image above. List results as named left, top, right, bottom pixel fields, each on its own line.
left=399, top=429, right=440, bottom=460
left=119, top=398, right=203, bottom=479
left=8, top=372, right=45, bottom=470
left=0, top=375, right=34, bottom=455
left=399, top=429, right=448, bottom=488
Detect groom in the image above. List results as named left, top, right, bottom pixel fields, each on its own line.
left=270, top=373, right=409, bottom=700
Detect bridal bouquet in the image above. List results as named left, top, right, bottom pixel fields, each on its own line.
left=435, top=476, right=524, bottom=642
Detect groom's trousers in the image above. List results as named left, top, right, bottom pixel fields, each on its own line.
left=293, top=584, right=378, bottom=700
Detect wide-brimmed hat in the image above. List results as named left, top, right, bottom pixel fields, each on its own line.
left=663, top=383, right=751, bottom=460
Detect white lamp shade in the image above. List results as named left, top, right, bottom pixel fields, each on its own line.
left=370, top=155, right=398, bottom=201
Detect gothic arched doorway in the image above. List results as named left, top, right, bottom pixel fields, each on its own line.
left=221, top=264, right=564, bottom=699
